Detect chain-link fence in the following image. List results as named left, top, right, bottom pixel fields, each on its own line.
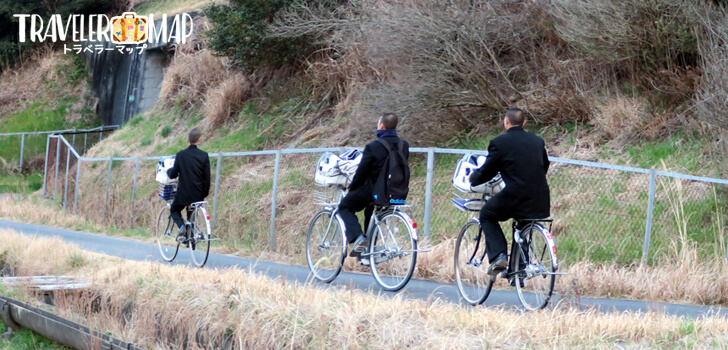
left=44, top=135, right=728, bottom=267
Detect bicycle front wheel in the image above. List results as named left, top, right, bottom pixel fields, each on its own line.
left=306, top=209, right=346, bottom=283
left=514, top=224, right=556, bottom=311
left=454, top=219, right=494, bottom=305
left=369, top=211, right=417, bottom=292
left=156, top=205, right=179, bottom=262
left=189, top=207, right=211, bottom=268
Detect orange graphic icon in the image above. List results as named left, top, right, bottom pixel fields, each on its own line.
left=111, top=12, right=147, bottom=44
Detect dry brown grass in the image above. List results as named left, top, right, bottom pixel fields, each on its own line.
left=159, top=49, right=228, bottom=109
left=203, top=73, right=254, bottom=129
left=1, top=229, right=728, bottom=349
left=0, top=49, right=78, bottom=117
left=3, top=192, right=728, bottom=307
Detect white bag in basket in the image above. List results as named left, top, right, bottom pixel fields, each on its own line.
left=156, top=156, right=178, bottom=185
left=314, top=150, right=362, bottom=187
left=452, top=153, right=505, bottom=194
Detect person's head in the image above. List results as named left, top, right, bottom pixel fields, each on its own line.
left=503, top=107, right=525, bottom=131
left=377, top=113, right=399, bottom=130
left=188, top=128, right=202, bottom=145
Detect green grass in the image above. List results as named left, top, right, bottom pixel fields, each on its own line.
left=0, top=319, right=70, bottom=350
left=0, top=100, right=99, bottom=167
left=0, top=174, right=43, bottom=194
left=160, top=125, right=173, bottom=138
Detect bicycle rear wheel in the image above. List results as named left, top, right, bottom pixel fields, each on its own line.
left=156, top=205, right=179, bottom=262
left=306, top=209, right=346, bottom=283
left=514, top=224, right=556, bottom=311
left=369, top=211, right=417, bottom=292
left=454, top=219, right=494, bottom=305
left=189, top=207, right=211, bottom=268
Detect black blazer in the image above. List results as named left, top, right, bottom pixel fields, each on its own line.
left=167, top=145, right=211, bottom=206
left=470, top=126, right=550, bottom=219
left=349, top=136, right=410, bottom=192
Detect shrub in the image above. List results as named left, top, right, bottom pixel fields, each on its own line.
left=695, top=4, right=728, bottom=130
left=205, top=0, right=340, bottom=71
left=160, top=125, right=172, bottom=138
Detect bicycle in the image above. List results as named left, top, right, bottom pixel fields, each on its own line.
left=155, top=183, right=215, bottom=268
left=452, top=195, right=560, bottom=310
left=305, top=186, right=420, bottom=292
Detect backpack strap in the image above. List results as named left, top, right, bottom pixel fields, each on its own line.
left=377, top=138, right=391, bottom=152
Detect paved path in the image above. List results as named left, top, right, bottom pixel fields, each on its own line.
left=0, top=219, right=725, bottom=318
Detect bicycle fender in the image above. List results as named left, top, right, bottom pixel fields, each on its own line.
left=535, top=223, right=558, bottom=270
left=395, top=210, right=418, bottom=241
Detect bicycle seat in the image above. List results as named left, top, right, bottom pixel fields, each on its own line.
left=189, top=201, right=207, bottom=208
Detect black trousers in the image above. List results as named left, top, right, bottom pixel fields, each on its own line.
left=170, top=203, right=192, bottom=230
left=338, top=187, right=374, bottom=243
left=479, top=213, right=510, bottom=264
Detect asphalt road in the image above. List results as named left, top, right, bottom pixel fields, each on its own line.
left=0, top=219, right=725, bottom=318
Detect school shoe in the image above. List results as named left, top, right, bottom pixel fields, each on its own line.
left=348, top=235, right=369, bottom=258
left=175, top=225, right=187, bottom=243
left=486, top=253, right=508, bottom=276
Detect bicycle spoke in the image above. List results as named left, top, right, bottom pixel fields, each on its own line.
left=370, top=212, right=416, bottom=292
left=306, top=210, right=346, bottom=283
left=156, top=206, right=179, bottom=262
left=455, top=220, right=493, bottom=305
left=515, top=225, right=556, bottom=311
left=189, top=208, right=211, bottom=268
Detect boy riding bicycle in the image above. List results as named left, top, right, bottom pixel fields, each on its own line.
left=469, top=108, right=551, bottom=281
left=339, top=113, right=410, bottom=258
left=167, top=128, right=211, bottom=243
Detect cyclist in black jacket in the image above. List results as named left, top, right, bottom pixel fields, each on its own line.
left=470, top=108, right=550, bottom=276
left=167, top=128, right=211, bottom=242
left=340, top=113, right=410, bottom=257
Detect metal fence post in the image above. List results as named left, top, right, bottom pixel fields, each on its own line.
left=99, top=130, right=103, bottom=142
left=19, top=133, right=25, bottom=170
left=423, top=148, right=435, bottom=239
left=83, top=133, right=87, bottom=154
left=130, top=157, right=140, bottom=228
left=641, top=169, right=657, bottom=265
left=73, top=158, right=81, bottom=215
left=54, top=137, right=61, bottom=199
left=63, top=146, right=71, bottom=211
left=104, top=158, right=113, bottom=224
left=269, top=151, right=282, bottom=252
left=212, top=154, right=222, bottom=230
left=42, top=135, right=50, bottom=197
left=72, top=133, right=76, bottom=150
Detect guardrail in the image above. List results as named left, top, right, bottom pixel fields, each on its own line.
left=0, top=126, right=118, bottom=171
left=42, top=134, right=728, bottom=265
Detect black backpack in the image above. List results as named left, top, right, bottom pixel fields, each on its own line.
left=372, top=139, right=410, bottom=206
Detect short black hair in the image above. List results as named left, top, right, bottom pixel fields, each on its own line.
left=189, top=128, right=201, bottom=144
left=505, top=107, right=525, bottom=126
left=380, top=113, right=398, bottom=130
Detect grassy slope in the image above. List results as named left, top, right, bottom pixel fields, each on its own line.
left=0, top=55, right=101, bottom=193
